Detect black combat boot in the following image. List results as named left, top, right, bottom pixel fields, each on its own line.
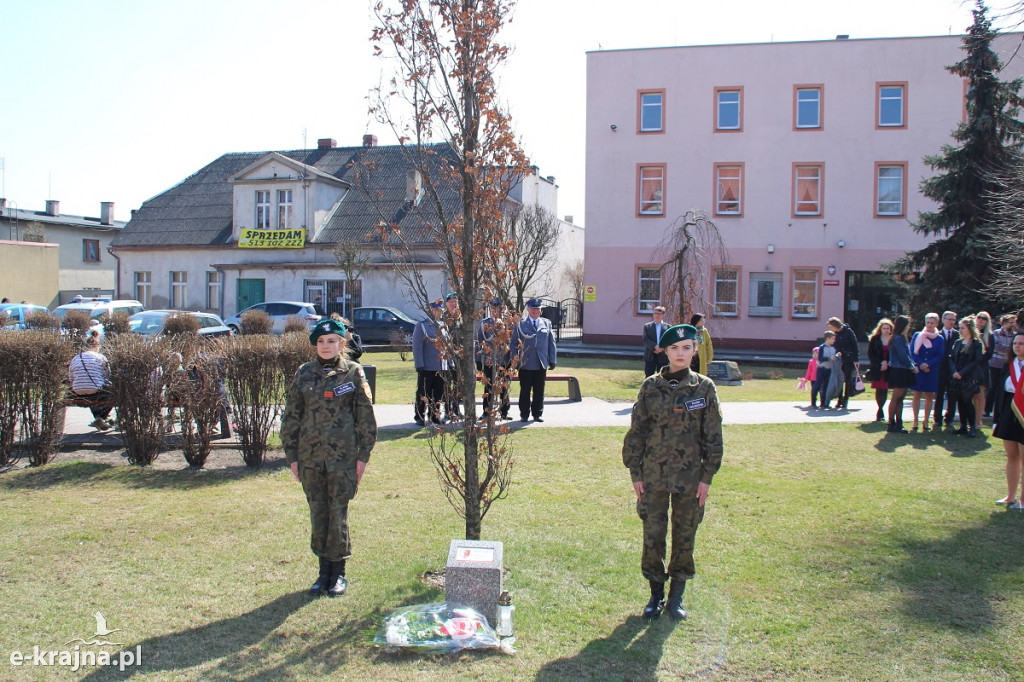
left=665, top=579, right=687, bottom=621
left=310, top=557, right=331, bottom=596
left=642, top=580, right=665, bottom=619
left=325, top=560, right=347, bottom=597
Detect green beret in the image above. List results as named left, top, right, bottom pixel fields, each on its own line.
left=445, top=292, right=458, bottom=302
left=309, top=318, right=346, bottom=345
left=659, top=323, right=698, bottom=348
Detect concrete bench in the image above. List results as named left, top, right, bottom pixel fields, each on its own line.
left=477, top=372, right=582, bottom=402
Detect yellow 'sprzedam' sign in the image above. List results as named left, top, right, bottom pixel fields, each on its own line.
left=238, top=228, right=307, bottom=249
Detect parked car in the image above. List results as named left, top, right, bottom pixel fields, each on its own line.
left=53, top=298, right=145, bottom=335
left=223, top=301, right=322, bottom=335
left=129, top=310, right=233, bottom=338
left=351, top=306, right=417, bottom=344
left=0, top=303, right=51, bottom=329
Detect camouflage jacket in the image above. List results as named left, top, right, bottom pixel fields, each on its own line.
left=281, top=356, right=377, bottom=466
left=622, top=367, right=724, bottom=492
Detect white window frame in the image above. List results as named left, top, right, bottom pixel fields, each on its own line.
left=796, top=87, right=821, bottom=129
left=638, top=165, right=665, bottom=216
left=639, top=91, right=664, bottom=132
left=637, top=267, right=662, bottom=314
left=206, top=271, right=222, bottom=310
left=716, top=90, right=741, bottom=130
left=749, top=272, right=783, bottom=317
left=791, top=269, right=819, bottom=319
left=256, top=190, right=271, bottom=229
left=134, top=271, right=151, bottom=308
left=715, top=165, right=742, bottom=215
left=713, top=268, right=739, bottom=317
left=794, top=165, right=823, bottom=216
left=877, top=165, right=904, bottom=216
left=878, top=85, right=905, bottom=127
left=277, top=189, right=293, bottom=229
left=170, top=271, right=187, bottom=309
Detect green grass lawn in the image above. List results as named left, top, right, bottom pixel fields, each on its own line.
left=1, top=425, right=1020, bottom=680
left=366, top=351, right=860, bottom=404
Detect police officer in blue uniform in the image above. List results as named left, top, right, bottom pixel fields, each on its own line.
left=477, top=299, right=512, bottom=420
left=511, top=298, right=558, bottom=422
left=413, top=300, right=448, bottom=425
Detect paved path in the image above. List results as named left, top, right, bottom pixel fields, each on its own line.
left=61, top=398, right=892, bottom=446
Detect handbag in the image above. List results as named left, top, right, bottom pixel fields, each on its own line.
left=948, top=374, right=980, bottom=395
left=853, top=368, right=866, bottom=395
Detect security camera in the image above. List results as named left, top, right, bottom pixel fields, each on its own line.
left=610, top=124, right=618, bottom=131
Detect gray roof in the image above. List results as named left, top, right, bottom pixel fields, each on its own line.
left=0, top=208, right=125, bottom=232
left=112, top=143, right=462, bottom=248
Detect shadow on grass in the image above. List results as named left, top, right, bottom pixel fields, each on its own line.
left=534, top=615, right=673, bottom=681
left=896, top=512, right=1024, bottom=632
left=859, top=423, right=993, bottom=457
left=0, top=459, right=281, bottom=492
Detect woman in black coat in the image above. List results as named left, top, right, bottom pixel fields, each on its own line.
left=949, top=316, right=984, bottom=437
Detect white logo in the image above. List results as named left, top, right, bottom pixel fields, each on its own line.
left=8, top=612, right=142, bottom=673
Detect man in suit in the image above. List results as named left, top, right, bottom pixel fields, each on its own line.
left=477, top=299, right=512, bottom=420
left=642, top=306, right=670, bottom=377
left=412, top=300, right=448, bottom=425
left=511, top=298, right=558, bottom=422
left=827, top=316, right=860, bottom=410
left=934, top=310, right=959, bottom=429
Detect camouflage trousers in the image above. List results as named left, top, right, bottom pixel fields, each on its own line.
left=637, top=488, right=705, bottom=583
left=299, top=459, right=357, bottom=561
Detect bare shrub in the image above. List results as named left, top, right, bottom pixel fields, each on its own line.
left=224, top=335, right=282, bottom=468
left=107, top=334, right=168, bottom=465
left=169, top=336, right=226, bottom=468
left=26, top=310, right=60, bottom=331
left=283, top=315, right=308, bottom=334
left=0, top=329, right=73, bottom=467
left=61, top=309, right=94, bottom=342
left=240, top=310, right=273, bottom=335
left=279, top=332, right=315, bottom=382
left=163, top=312, right=200, bottom=337
left=0, top=311, right=10, bottom=329
left=768, top=369, right=784, bottom=380
left=101, top=310, right=133, bottom=337
left=389, top=329, right=411, bottom=361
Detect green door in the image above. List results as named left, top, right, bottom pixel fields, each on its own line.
left=237, top=278, right=265, bottom=313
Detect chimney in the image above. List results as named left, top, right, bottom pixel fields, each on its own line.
left=317, top=138, right=337, bottom=149
left=131, top=209, right=138, bottom=219
left=100, top=202, right=114, bottom=225
left=363, top=134, right=378, bottom=148
left=836, top=34, right=849, bottom=40
left=45, top=200, right=59, bottom=216
left=529, top=164, right=539, bottom=175
left=405, top=170, right=422, bottom=206
left=546, top=175, right=556, bottom=184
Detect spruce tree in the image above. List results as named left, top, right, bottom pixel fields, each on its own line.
left=888, top=0, right=1024, bottom=314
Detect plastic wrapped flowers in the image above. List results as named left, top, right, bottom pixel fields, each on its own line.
left=372, top=603, right=514, bottom=654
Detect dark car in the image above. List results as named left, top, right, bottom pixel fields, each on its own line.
left=351, top=306, right=417, bottom=344
left=129, top=310, right=233, bottom=338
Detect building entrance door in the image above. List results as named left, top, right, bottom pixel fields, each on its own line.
left=844, top=271, right=907, bottom=338
left=237, top=278, right=265, bottom=313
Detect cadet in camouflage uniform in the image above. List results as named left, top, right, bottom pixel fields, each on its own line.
left=622, top=323, right=723, bottom=621
left=281, top=318, right=377, bottom=598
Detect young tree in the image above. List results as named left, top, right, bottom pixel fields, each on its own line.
left=370, top=0, right=528, bottom=540
left=333, top=236, right=371, bottom=317
left=498, top=203, right=561, bottom=310
left=887, top=1, right=1024, bottom=313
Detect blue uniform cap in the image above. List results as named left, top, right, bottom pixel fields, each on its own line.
left=489, top=299, right=502, bottom=307
left=309, top=318, right=346, bottom=345
left=659, top=324, right=698, bottom=348
left=526, top=298, right=543, bottom=308
left=430, top=299, right=444, bottom=309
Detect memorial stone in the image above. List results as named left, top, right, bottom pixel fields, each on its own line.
left=445, top=539, right=504, bottom=625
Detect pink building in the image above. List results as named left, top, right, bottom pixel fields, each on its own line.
left=583, top=34, right=1024, bottom=350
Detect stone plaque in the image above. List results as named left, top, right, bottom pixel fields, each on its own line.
left=445, top=539, right=504, bottom=626
left=706, top=360, right=743, bottom=386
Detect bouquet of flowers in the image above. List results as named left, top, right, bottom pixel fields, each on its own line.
left=373, top=603, right=512, bottom=654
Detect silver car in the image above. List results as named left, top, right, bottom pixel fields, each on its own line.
left=129, top=310, right=233, bottom=338
left=223, top=301, right=322, bottom=334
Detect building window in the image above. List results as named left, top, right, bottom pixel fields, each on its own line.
left=714, top=163, right=743, bottom=216
left=170, top=271, right=187, bottom=309
left=715, top=87, right=742, bottom=131
left=876, top=163, right=907, bottom=217
left=877, top=82, right=907, bottom=128
left=793, top=163, right=824, bottom=217
left=794, top=85, right=823, bottom=129
left=792, top=268, right=819, bottom=319
left=83, top=239, right=100, bottom=262
left=637, top=267, right=662, bottom=313
left=749, top=272, right=783, bottom=317
left=713, top=268, right=739, bottom=317
left=637, top=90, right=665, bottom=133
left=255, top=190, right=271, bottom=229
left=134, top=271, right=151, bottom=308
left=637, top=164, right=666, bottom=216
left=206, top=271, right=222, bottom=310
left=277, top=189, right=293, bottom=229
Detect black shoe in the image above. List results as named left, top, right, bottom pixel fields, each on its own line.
left=666, top=579, right=687, bottom=621
left=642, top=581, right=665, bottom=619
left=955, top=427, right=968, bottom=435
left=875, top=409, right=885, bottom=421
left=310, top=557, right=331, bottom=596
left=414, top=416, right=425, bottom=426
left=520, top=417, right=530, bottom=422
left=533, top=417, right=544, bottom=422
left=326, top=560, right=347, bottom=597
left=500, top=413, right=509, bottom=420
left=966, top=429, right=978, bottom=439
